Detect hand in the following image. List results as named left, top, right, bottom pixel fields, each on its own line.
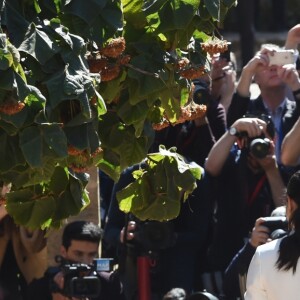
left=277, top=64, right=300, bottom=91
left=249, top=218, right=271, bottom=248
left=120, top=221, right=136, bottom=243
left=52, top=272, right=85, bottom=300
left=211, top=63, right=236, bottom=102
left=232, top=118, right=267, bottom=139
left=242, top=48, right=271, bottom=76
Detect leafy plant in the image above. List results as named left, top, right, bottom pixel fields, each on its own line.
left=0, top=0, right=237, bottom=228
left=117, top=145, right=203, bottom=221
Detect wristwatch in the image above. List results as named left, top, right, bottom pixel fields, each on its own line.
left=229, top=127, right=238, bottom=136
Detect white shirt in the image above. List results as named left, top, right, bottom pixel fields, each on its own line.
left=245, top=238, right=300, bottom=300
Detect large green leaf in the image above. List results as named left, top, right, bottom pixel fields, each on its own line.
left=122, top=0, right=147, bottom=28
left=18, top=23, right=60, bottom=64
left=19, top=124, right=68, bottom=168
left=19, top=126, right=43, bottom=167
left=156, top=0, right=200, bottom=32
left=117, top=146, right=201, bottom=221
left=0, top=131, right=26, bottom=172
left=204, top=0, right=220, bottom=21
left=63, top=0, right=108, bottom=25
left=6, top=189, right=56, bottom=229
left=42, top=124, right=68, bottom=157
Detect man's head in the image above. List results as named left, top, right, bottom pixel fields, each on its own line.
left=61, top=221, right=102, bottom=265
left=253, top=44, right=287, bottom=90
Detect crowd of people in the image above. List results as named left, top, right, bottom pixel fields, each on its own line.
left=2, top=20, right=300, bottom=300
left=102, top=22, right=300, bottom=300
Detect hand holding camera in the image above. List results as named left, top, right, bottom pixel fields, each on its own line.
left=51, top=256, right=114, bottom=299
left=249, top=218, right=272, bottom=248
left=250, top=216, right=288, bottom=248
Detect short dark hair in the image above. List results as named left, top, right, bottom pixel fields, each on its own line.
left=62, top=221, right=102, bottom=250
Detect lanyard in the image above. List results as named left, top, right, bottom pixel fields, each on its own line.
left=247, top=174, right=267, bottom=206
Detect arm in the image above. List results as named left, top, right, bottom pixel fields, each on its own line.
left=281, top=117, right=300, bottom=166
left=244, top=250, right=268, bottom=300
left=205, top=117, right=268, bottom=176
left=284, top=24, right=300, bottom=50
left=236, top=49, right=269, bottom=97
left=210, top=56, right=236, bottom=114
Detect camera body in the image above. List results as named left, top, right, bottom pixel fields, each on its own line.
left=242, top=113, right=275, bottom=159
left=62, top=263, right=100, bottom=298
left=268, top=50, right=296, bottom=66
left=133, top=220, right=175, bottom=252
left=55, top=257, right=114, bottom=298
left=263, top=216, right=288, bottom=240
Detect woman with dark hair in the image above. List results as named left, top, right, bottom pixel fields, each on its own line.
left=245, top=170, right=300, bottom=299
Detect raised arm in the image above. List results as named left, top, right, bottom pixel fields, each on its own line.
left=205, top=118, right=267, bottom=176
left=281, top=117, right=300, bottom=166
left=284, top=24, right=300, bottom=50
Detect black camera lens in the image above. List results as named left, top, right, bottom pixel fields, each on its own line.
left=250, top=138, right=271, bottom=159
left=70, top=276, right=101, bottom=298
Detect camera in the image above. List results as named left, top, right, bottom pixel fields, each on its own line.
left=249, top=137, right=272, bottom=159
left=54, top=256, right=114, bottom=298
left=132, top=220, right=175, bottom=252
left=268, top=50, right=296, bottom=66
left=242, top=113, right=275, bottom=159
left=263, top=216, right=288, bottom=240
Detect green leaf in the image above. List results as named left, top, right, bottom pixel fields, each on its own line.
left=0, top=131, right=26, bottom=172
left=19, top=126, right=43, bottom=167
left=18, top=23, right=60, bottom=64
left=122, top=0, right=147, bottom=28
left=63, top=0, right=107, bottom=25
left=0, top=49, right=13, bottom=70
left=134, top=195, right=181, bottom=221
left=42, top=124, right=68, bottom=157
left=117, top=98, right=149, bottom=126
left=142, top=0, right=168, bottom=14
left=204, top=0, right=220, bottom=21
left=6, top=189, right=56, bottom=229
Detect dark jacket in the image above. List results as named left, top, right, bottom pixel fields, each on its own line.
left=227, top=92, right=300, bottom=137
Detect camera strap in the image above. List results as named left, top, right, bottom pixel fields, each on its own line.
left=247, top=174, right=267, bottom=206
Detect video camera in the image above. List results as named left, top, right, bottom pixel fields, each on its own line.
left=53, top=255, right=113, bottom=299
left=241, top=113, right=275, bottom=159
left=262, top=216, right=288, bottom=240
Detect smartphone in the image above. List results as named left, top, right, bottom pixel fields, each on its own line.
left=219, top=43, right=232, bottom=62
left=268, top=50, right=296, bottom=66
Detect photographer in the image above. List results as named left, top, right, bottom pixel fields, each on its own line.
left=245, top=170, right=300, bottom=299
left=203, top=116, right=286, bottom=297
left=227, top=43, right=300, bottom=183
left=104, top=162, right=213, bottom=299
left=27, top=221, right=124, bottom=300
